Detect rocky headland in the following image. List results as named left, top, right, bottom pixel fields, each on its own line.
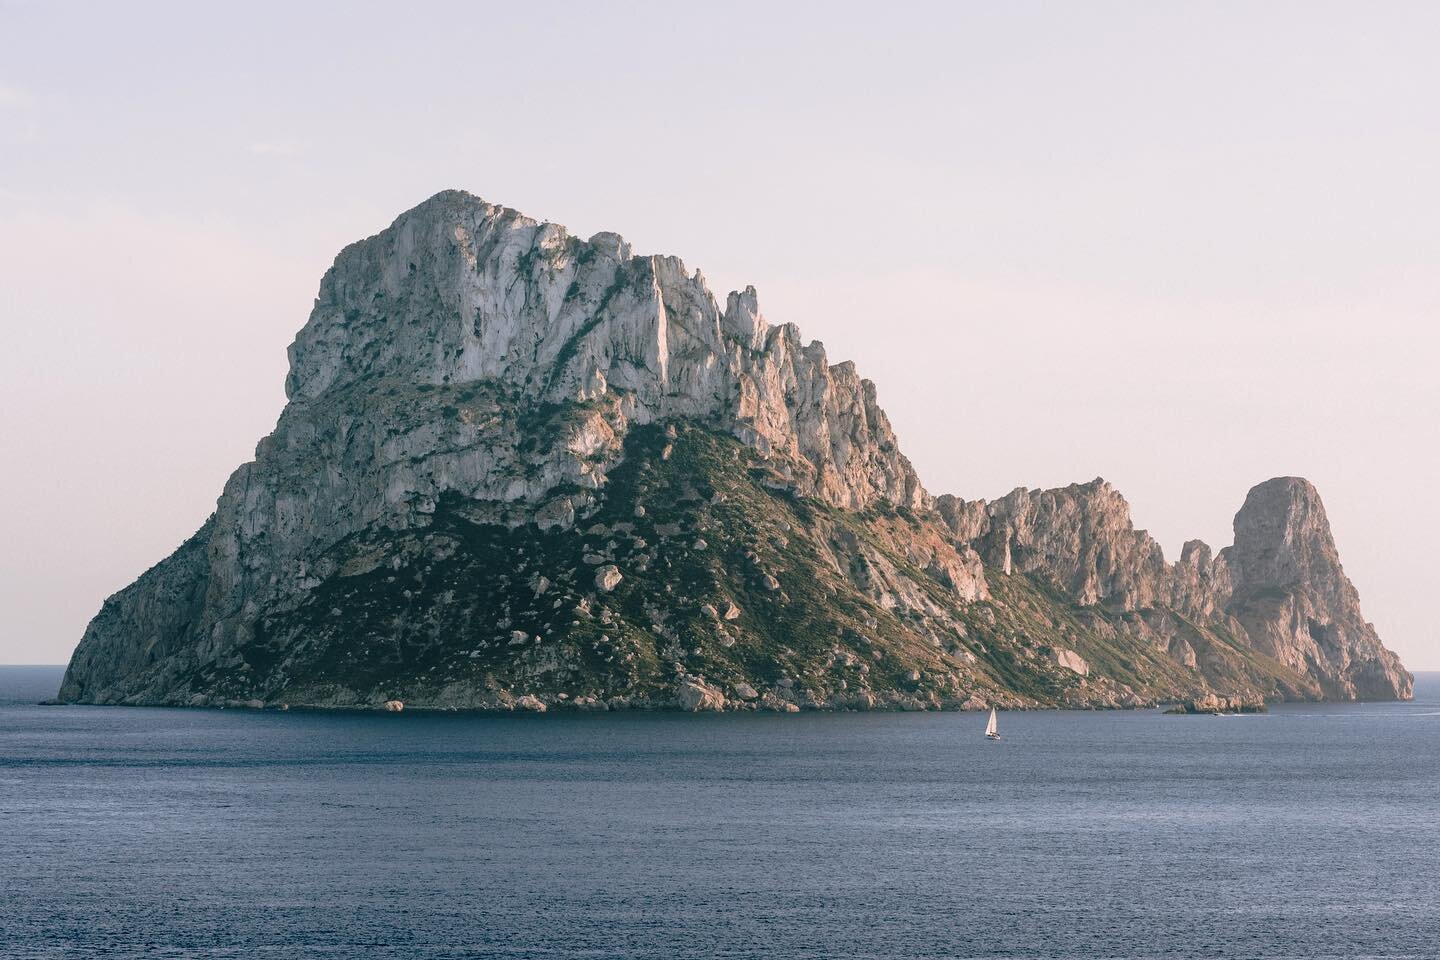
left=59, top=191, right=1412, bottom=712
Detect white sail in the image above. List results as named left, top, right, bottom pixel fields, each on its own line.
left=985, top=708, right=998, bottom=737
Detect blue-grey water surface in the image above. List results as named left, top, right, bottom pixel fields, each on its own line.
left=2, top=666, right=1437, bottom=959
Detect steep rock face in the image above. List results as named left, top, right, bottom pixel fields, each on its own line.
left=938, top=480, right=1171, bottom=609
left=57, top=192, right=950, bottom=709
left=285, top=190, right=922, bottom=512
left=936, top=476, right=1411, bottom=701
left=173, top=191, right=926, bottom=671
left=61, top=519, right=215, bottom=700
left=1225, top=478, right=1410, bottom=700
left=59, top=424, right=1072, bottom=712
left=59, top=190, right=1410, bottom=709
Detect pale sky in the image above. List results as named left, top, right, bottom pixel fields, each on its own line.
left=1, top=1, right=1436, bottom=669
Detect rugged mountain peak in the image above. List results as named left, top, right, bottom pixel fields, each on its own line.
left=1228, top=477, right=1340, bottom=594
left=1178, top=539, right=1213, bottom=565
left=60, top=191, right=933, bottom=709
left=1223, top=477, right=1410, bottom=700
left=722, top=285, right=767, bottom=348
left=58, top=191, right=1411, bottom=711
left=283, top=189, right=921, bottom=512
left=938, top=473, right=1411, bottom=701
left=936, top=477, right=1169, bottom=609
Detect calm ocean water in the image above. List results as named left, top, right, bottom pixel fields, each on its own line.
left=1, top=666, right=1437, bottom=959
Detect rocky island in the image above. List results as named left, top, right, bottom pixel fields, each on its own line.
left=59, top=191, right=1413, bottom=712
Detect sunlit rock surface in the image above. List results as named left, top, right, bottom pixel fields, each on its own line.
left=60, top=191, right=1410, bottom=710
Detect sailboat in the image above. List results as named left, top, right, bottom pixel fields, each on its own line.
left=985, top=707, right=1001, bottom=740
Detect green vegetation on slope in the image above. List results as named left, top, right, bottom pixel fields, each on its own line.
left=181, top=421, right=1291, bottom=710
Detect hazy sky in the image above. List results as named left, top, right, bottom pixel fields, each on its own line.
left=2, top=1, right=1437, bottom=669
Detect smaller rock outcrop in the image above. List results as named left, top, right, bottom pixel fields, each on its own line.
left=676, top=678, right=727, bottom=712
left=594, top=565, right=623, bottom=593
left=1164, top=694, right=1267, bottom=715
left=1050, top=648, right=1089, bottom=677
left=937, top=475, right=1411, bottom=701
left=1225, top=478, right=1410, bottom=701
left=732, top=683, right=759, bottom=701
left=937, top=479, right=1170, bottom=610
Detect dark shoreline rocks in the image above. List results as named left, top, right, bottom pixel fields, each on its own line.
left=1163, top=694, right=1269, bottom=715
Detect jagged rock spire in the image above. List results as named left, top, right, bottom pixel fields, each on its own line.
left=936, top=475, right=1411, bottom=700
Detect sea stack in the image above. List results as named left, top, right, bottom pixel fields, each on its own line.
left=59, top=191, right=1412, bottom=711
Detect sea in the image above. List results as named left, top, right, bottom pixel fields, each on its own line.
left=2, top=665, right=1437, bottom=959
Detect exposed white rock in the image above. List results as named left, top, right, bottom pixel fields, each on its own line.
left=935, top=476, right=1411, bottom=701
left=594, top=565, right=623, bottom=593
left=1050, top=649, right=1089, bottom=677
left=60, top=190, right=934, bottom=708
left=675, top=678, right=726, bottom=712
left=55, top=190, right=1411, bottom=711
left=1226, top=478, right=1410, bottom=700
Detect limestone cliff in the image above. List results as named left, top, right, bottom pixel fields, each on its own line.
left=1225, top=478, right=1409, bottom=700
left=59, top=190, right=1410, bottom=711
left=936, top=477, right=1411, bottom=701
